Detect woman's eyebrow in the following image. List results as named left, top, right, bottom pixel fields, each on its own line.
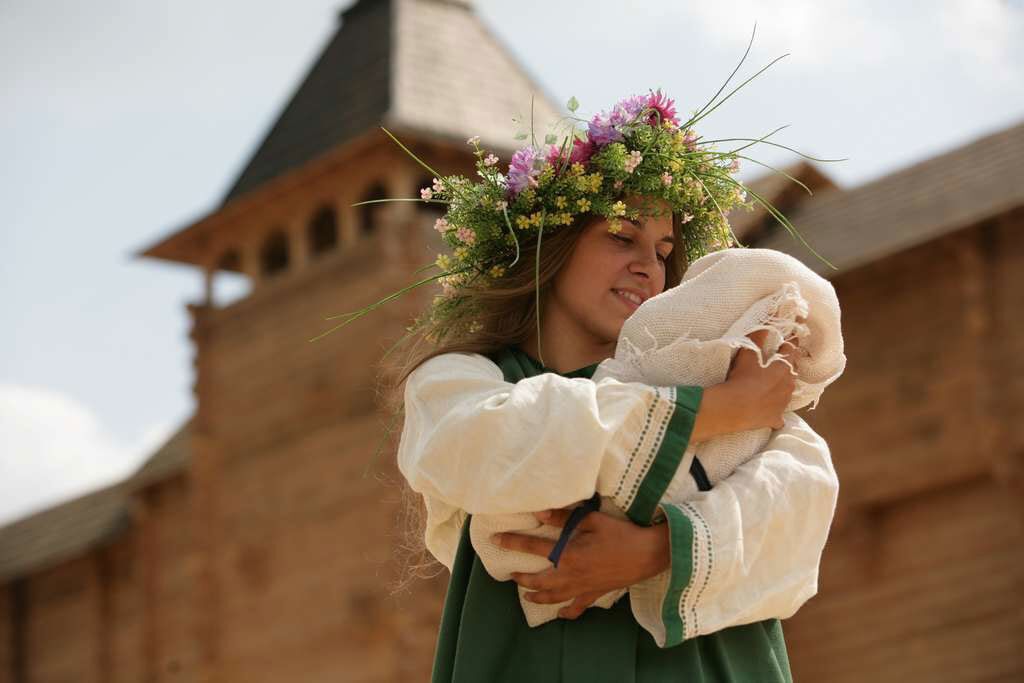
left=625, top=217, right=675, bottom=244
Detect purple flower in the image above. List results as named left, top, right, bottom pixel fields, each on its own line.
left=507, top=146, right=541, bottom=194
left=614, top=94, right=647, bottom=121
left=588, top=90, right=682, bottom=148
left=587, top=93, right=650, bottom=146
left=588, top=111, right=624, bottom=146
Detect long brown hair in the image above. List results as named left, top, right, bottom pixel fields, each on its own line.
left=380, top=204, right=693, bottom=592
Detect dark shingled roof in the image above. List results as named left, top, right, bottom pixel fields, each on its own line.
left=754, top=119, right=1024, bottom=275
left=727, top=161, right=841, bottom=243
left=0, top=419, right=192, bottom=582
left=220, top=0, right=562, bottom=206
left=220, top=0, right=393, bottom=203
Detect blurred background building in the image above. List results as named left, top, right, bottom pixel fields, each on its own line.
left=1, top=0, right=1022, bottom=681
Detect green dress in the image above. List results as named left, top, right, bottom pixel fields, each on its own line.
left=430, top=346, right=794, bottom=683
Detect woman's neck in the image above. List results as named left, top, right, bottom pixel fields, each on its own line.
left=520, top=310, right=616, bottom=373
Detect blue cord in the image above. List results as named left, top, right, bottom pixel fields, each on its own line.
left=547, top=491, right=602, bottom=568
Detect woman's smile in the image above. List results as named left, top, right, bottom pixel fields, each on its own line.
left=612, top=288, right=644, bottom=313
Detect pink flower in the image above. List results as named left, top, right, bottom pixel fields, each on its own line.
left=729, top=158, right=741, bottom=172
left=645, top=89, right=679, bottom=127
left=420, top=187, right=433, bottom=201
left=432, top=177, right=445, bottom=192
left=484, top=154, right=499, bottom=167
left=456, top=226, right=476, bottom=245
left=434, top=217, right=450, bottom=233
left=661, top=171, right=673, bottom=186
left=546, top=136, right=596, bottom=167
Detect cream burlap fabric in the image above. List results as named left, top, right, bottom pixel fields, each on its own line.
left=470, top=247, right=847, bottom=627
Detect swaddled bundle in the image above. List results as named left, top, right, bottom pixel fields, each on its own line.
left=469, top=247, right=847, bottom=627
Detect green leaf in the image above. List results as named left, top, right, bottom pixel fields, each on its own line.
left=515, top=132, right=529, bottom=140
left=567, top=96, right=579, bottom=113
left=544, top=133, right=557, bottom=145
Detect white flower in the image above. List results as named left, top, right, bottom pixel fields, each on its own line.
left=467, top=135, right=481, bottom=145
left=624, top=150, right=643, bottom=173
left=484, top=154, right=499, bottom=167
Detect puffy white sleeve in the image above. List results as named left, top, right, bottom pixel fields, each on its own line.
left=627, top=411, right=840, bottom=648
left=397, top=352, right=704, bottom=571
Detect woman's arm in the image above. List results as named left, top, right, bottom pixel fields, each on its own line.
left=398, top=351, right=703, bottom=568
left=398, top=352, right=702, bottom=519
left=500, top=411, right=836, bottom=636
left=626, top=411, right=839, bottom=647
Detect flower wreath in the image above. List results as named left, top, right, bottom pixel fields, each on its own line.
left=312, top=25, right=841, bottom=353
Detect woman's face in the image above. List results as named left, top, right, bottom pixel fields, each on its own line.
left=547, top=196, right=676, bottom=346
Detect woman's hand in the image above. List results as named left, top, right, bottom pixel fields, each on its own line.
left=493, top=506, right=670, bottom=620
left=692, top=322, right=806, bottom=441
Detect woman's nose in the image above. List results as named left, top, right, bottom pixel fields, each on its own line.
left=630, top=249, right=658, bottom=277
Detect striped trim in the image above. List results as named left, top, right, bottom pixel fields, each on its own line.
left=659, top=503, right=695, bottom=646
left=624, top=385, right=704, bottom=524
left=677, top=501, right=713, bottom=641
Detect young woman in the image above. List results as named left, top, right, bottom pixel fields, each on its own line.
left=334, top=87, right=844, bottom=681
left=390, top=192, right=838, bottom=682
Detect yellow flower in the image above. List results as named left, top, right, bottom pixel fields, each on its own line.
left=436, top=254, right=452, bottom=270
left=607, top=219, right=622, bottom=234
left=576, top=198, right=591, bottom=212
left=587, top=173, right=603, bottom=192
left=611, top=200, right=627, bottom=216
left=454, top=246, right=469, bottom=260
left=516, top=215, right=531, bottom=230
left=530, top=211, right=544, bottom=226
left=570, top=162, right=585, bottom=176
left=555, top=196, right=567, bottom=209
left=489, top=264, right=506, bottom=278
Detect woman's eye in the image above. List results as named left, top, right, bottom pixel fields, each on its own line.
left=612, top=234, right=632, bottom=245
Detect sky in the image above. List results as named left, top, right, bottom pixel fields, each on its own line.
left=2, top=0, right=1022, bottom=527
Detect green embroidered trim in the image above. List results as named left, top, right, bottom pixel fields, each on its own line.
left=625, top=385, right=703, bottom=524
left=659, top=503, right=695, bottom=647
left=679, top=501, right=713, bottom=637
left=615, top=387, right=665, bottom=510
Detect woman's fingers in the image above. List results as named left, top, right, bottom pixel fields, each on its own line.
left=522, top=589, right=571, bottom=604
left=533, top=503, right=600, bottom=530
left=558, top=591, right=604, bottom=620
left=511, top=567, right=565, bottom=590
left=493, top=532, right=556, bottom=558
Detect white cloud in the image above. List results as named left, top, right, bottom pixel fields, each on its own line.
left=0, top=384, right=175, bottom=527
left=938, top=0, right=1024, bottom=85
left=680, top=0, right=1022, bottom=79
